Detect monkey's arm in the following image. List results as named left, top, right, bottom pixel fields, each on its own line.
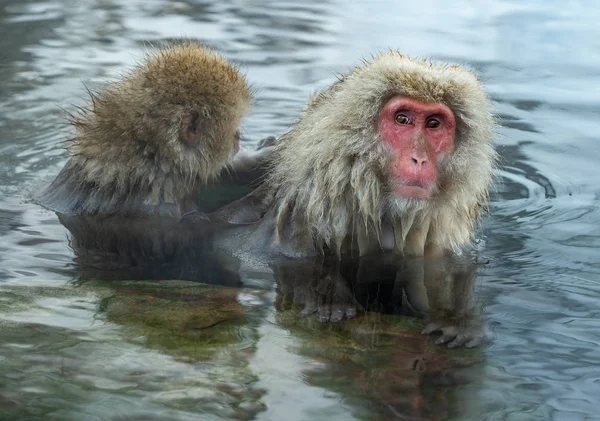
left=35, top=159, right=182, bottom=217
left=35, top=160, right=90, bottom=215
left=224, top=146, right=274, bottom=186
left=192, top=138, right=276, bottom=215
left=204, top=183, right=273, bottom=224
left=274, top=257, right=359, bottom=323
left=220, top=136, right=277, bottom=186
left=395, top=256, right=484, bottom=348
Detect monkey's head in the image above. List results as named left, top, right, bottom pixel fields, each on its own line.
left=71, top=42, right=251, bottom=195
left=269, top=52, right=497, bottom=253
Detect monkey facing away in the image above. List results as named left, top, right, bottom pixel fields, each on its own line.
left=34, top=42, right=275, bottom=275
left=218, top=51, right=497, bottom=259
left=37, top=42, right=268, bottom=218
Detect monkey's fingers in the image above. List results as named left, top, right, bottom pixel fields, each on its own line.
left=345, top=306, right=358, bottom=319
left=257, top=136, right=277, bottom=149
left=274, top=292, right=294, bottom=312
left=422, top=323, right=459, bottom=345
left=446, top=333, right=471, bottom=348
left=421, top=323, right=443, bottom=335
left=423, top=323, right=484, bottom=348
left=449, top=327, right=485, bottom=348
left=447, top=330, right=484, bottom=348
left=298, top=296, right=318, bottom=318
left=433, top=326, right=460, bottom=346
left=465, top=336, right=484, bottom=348
left=317, top=291, right=333, bottom=322
left=329, top=304, right=353, bottom=323
left=316, top=300, right=359, bottom=323
left=324, top=307, right=343, bottom=323
left=319, top=278, right=361, bottom=322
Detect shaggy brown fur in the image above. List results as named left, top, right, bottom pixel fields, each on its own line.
left=255, top=51, right=497, bottom=258
left=38, top=42, right=251, bottom=216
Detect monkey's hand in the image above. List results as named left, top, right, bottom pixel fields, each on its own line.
left=226, top=143, right=276, bottom=187
left=421, top=315, right=485, bottom=348
left=275, top=268, right=361, bottom=323
left=398, top=256, right=485, bottom=348
left=232, top=145, right=274, bottom=171
left=257, top=136, right=277, bottom=149
left=298, top=273, right=360, bottom=323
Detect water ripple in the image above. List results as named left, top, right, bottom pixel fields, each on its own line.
left=1, top=0, right=600, bottom=420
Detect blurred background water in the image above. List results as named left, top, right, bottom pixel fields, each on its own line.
left=1, top=0, right=599, bottom=420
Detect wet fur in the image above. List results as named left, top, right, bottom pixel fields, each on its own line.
left=37, top=42, right=251, bottom=216
left=262, top=52, right=497, bottom=257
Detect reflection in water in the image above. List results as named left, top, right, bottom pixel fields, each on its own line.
left=1, top=0, right=600, bottom=419
left=3, top=193, right=486, bottom=419
left=287, top=313, right=483, bottom=421
left=271, top=255, right=484, bottom=420
left=273, top=254, right=483, bottom=347
left=0, top=254, right=484, bottom=420
left=53, top=212, right=244, bottom=286
left=97, top=255, right=485, bottom=421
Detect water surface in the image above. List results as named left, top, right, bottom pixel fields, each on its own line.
left=1, top=1, right=599, bottom=420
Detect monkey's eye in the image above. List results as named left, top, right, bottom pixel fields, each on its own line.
left=395, top=114, right=411, bottom=125
left=426, top=118, right=441, bottom=129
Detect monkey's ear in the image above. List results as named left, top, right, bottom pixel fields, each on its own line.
left=180, top=111, right=203, bottom=146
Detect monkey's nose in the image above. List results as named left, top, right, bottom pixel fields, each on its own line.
left=410, top=154, right=428, bottom=167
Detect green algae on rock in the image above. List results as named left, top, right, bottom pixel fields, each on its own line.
left=98, top=280, right=264, bottom=360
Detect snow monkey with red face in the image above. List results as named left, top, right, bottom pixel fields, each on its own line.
left=236, top=52, right=497, bottom=260
left=209, top=52, right=496, bottom=339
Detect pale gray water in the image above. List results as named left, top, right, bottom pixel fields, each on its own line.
left=1, top=1, right=600, bottom=420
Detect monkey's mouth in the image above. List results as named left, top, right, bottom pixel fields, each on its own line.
left=393, top=183, right=432, bottom=199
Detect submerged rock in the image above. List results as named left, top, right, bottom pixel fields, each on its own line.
left=276, top=309, right=484, bottom=421
left=97, top=280, right=264, bottom=360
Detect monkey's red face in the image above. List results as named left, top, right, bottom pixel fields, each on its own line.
left=378, top=96, right=456, bottom=199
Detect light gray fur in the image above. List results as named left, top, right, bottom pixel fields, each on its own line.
left=265, top=52, right=497, bottom=257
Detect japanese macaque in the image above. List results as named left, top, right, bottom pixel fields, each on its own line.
left=210, top=52, right=496, bottom=343
left=230, top=51, right=497, bottom=259
left=35, top=42, right=273, bottom=276
left=37, top=41, right=266, bottom=218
